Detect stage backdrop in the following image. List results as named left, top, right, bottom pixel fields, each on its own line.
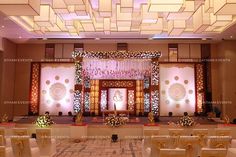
left=39, top=63, right=75, bottom=115
left=160, top=64, right=196, bottom=116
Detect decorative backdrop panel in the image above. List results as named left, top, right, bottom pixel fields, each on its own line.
left=108, top=88, right=127, bottom=110
left=40, top=63, right=75, bottom=115
left=160, top=64, right=196, bottom=116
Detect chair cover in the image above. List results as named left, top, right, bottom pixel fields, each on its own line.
left=208, top=136, right=232, bottom=148
left=11, top=136, right=40, bottom=157
left=0, top=146, right=14, bottom=157
left=151, top=135, right=171, bottom=157
left=169, top=129, right=184, bottom=148
left=192, top=129, right=208, bottom=147
left=36, top=128, right=56, bottom=157
left=179, top=136, right=199, bottom=157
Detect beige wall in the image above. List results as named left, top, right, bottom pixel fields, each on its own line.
left=211, top=41, right=236, bottom=120
left=13, top=44, right=45, bottom=116
left=0, top=39, right=16, bottom=119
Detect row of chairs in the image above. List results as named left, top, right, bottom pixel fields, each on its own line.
left=142, top=128, right=234, bottom=157
left=151, top=148, right=227, bottom=157
left=143, top=128, right=232, bottom=137
left=0, top=127, right=56, bottom=157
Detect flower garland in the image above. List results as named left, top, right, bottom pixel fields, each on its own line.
left=35, top=114, right=54, bottom=128
left=72, top=50, right=161, bottom=59
left=105, top=114, right=128, bottom=127
left=177, top=115, right=195, bottom=127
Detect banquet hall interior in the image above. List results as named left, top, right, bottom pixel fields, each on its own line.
left=0, top=0, right=236, bottom=157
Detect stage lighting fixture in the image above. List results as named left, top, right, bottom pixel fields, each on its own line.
left=111, top=134, right=118, bottom=142
left=58, top=111, right=63, bottom=116
left=68, top=111, right=73, bottom=116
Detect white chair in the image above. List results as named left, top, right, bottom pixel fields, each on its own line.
left=178, top=136, right=199, bottom=157
left=215, top=128, right=231, bottom=136
left=208, top=136, right=232, bottom=148
left=151, top=135, right=171, bottom=157
left=0, top=146, right=14, bottom=157
left=192, top=129, right=208, bottom=147
left=201, top=148, right=227, bottom=157
left=169, top=129, right=184, bottom=148
left=159, top=148, right=186, bottom=157
left=12, top=128, right=37, bottom=148
left=36, top=128, right=56, bottom=157
left=11, top=136, right=40, bottom=157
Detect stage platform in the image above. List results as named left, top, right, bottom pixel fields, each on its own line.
left=13, top=115, right=219, bottom=125
left=1, top=116, right=236, bottom=140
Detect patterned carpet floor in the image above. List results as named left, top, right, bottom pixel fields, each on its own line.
left=53, top=139, right=143, bottom=157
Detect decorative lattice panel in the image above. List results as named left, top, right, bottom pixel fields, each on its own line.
left=100, top=90, right=107, bottom=110
left=128, top=90, right=135, bottom=111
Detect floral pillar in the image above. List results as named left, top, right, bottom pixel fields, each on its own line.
left=196, top=63, right=204, bottom=113
left=73, top=57, right=83, bottom=113
left=84, top=76, right=90, bottom=113
left=151, top=58, right=159, bottom=115
left=29, top=63, right=40, bottom=114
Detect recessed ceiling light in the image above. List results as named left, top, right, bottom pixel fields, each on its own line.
left=1, top=25, right=4, bottom=28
